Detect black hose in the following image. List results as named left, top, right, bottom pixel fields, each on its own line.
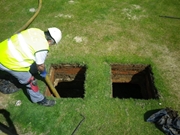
left=159, top=15, right=180, bottom=20
left=71, top=114, right=85, bottom=135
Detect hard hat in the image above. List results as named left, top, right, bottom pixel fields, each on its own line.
left=48, top=27, right=62, bottom=44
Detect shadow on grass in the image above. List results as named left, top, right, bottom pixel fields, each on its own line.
left=0, top=109, right=18, bottom=135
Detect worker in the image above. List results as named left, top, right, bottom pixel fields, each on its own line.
left=0, top=27, right=62, bottom=107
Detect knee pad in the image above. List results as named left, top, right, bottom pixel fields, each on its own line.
left=28, top=76, right=39, bottom=92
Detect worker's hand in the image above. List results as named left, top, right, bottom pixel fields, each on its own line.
left=40, top=69, right=47, bottom=78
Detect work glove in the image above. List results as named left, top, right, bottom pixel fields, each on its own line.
left=40, top=69, right=47, bottom=78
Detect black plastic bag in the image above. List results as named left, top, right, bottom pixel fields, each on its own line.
left=146, top=108, right=180, bottom=135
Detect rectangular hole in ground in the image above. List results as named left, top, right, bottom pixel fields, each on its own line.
left=111, top=64, right=159, bottom=99
left=45, top=64, right=86, bottom=98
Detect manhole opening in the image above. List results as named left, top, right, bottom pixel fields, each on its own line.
left=45, top=64, right=86, bottom=98
left=111, top=64, right=159, bottom=99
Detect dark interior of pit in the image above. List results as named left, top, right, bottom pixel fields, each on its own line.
left=113, top=83, right=142, bottom=99
left=55, top=69, right=85, bottom=98
left=47, top=64, right=86, bottom=98
left=111, top=64, right=159, bottom=99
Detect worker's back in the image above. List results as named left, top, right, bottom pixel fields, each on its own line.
left=0, top=28, right=49, bottom=71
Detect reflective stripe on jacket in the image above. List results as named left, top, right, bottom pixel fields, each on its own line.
left=0, top=28, right=49, bottom=71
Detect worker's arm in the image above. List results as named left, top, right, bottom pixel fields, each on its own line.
left=35, top=51, right=48, bottom=77
left=37, top=63, right=45, bottom=72
left=37, top=63, right=47, bottom=78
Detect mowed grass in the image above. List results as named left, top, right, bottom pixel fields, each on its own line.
left=0, top=0, right=180, bottom=134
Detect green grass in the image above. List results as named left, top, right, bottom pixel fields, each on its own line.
left=0, top=0, right=180, bottom=134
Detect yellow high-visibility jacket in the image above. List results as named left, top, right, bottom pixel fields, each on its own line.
left=0, top=28, right=49, bottom=71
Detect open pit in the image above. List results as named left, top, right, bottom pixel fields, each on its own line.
left=45, top=64, right=86, bottom=98
left=111, top=64, right=159, bottom=99
left=45, top=64, right=159, bottom=99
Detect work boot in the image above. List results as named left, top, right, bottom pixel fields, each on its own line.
left=37, top=97, right=56, bottom=107
left=0, top=79, right=19, bottom=94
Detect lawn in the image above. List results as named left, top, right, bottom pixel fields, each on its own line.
left=0, top=0, right=180, bottom=134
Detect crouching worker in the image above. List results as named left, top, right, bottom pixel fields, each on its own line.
left=0, top=27, right=62, bottom=107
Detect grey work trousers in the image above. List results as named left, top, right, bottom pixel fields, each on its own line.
left=0, top=64, right=44, bottom=103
